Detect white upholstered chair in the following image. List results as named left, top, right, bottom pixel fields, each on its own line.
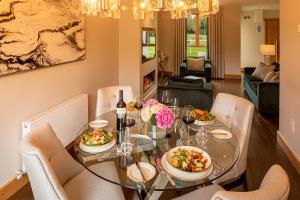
left=173, top=164, right=290, bottom=200
left=210, top=93, right=254, bottom=186
left=20, top=124, right=125, bottom=200
left=95, top=86, right=134, bottom=117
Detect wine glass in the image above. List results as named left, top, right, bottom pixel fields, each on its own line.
left=161, top=90, right=171, bottom=106
left=134, top=95, right=143, bottom=110
left=170, top=98, right=180, bottom=119
left=182, top=105, right=195, bottom=145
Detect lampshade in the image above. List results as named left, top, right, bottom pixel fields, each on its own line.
left=260, top=44, right=276, bottom=56
left=198, top=0, right=219, bottom=16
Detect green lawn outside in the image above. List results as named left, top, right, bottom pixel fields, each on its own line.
left=187, top=46, right=207, bottom=58
left=143, top=46, right=155, bottom=58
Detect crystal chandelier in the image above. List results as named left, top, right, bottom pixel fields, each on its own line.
left=80, top=0, right=219, bottom=19
left=198, top=0, right=219, bottom=17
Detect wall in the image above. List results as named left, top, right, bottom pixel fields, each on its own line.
left=241, top=10, right=279, bottom=68
left=0, top=17, right=119, bottom=186
left=241, top=10, right=265, bottom=68
left=223, top=4, right=241, bottom=75
left=157, top=12, right=174, bottom=73
left=279, top=0, right=300, bottom=160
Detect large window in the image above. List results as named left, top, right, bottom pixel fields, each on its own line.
left=186, top=15, right=208, bottom=58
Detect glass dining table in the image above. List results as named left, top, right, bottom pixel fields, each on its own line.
left=74, top=108, right=240, bottom=199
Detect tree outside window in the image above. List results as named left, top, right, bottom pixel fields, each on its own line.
left=186, top=15, right=208, bottom=59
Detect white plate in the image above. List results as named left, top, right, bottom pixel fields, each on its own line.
left=162, top=146, right=213, bottom=181
left=211, top=129, right=232, bottom=140
left=194, top=119, right=216, bottom=126
left=89, top=120, right=109, bottom=129
left=79, top=138, right=116, bottom=154
left=127, top=162, right=156, bottom=183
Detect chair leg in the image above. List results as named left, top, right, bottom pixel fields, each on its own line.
left=241, top=172, right=248, bottom=191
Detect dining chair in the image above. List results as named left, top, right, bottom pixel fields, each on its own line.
left=210, top=93, right=255, bottom=189
left=20, top=123, right=125, bottom=200
left=95, top=86, right=134, bottom=117
left=172, top=164, right=290, bottom=200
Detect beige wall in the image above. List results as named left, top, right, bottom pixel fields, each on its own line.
left=280, top=0, right=300, bottom=159
left=0, top=17, right=119, bottom=185
left=241, top=10, right=265, bottom=68
left=223, top=4, right=241, bottom=75
left=157, top=12, right=174, bottom=73
left=241, top=10, right=279, bottom=68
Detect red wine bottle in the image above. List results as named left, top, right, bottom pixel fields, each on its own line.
left=116, top=90, right=126, bottom=132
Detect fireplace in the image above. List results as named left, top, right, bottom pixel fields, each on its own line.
left=143, top=70, right=156, bottom=92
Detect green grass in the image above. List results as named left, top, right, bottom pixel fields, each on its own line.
left=187, top=46, right=207, bottom=58
left=143, top=46, right=155, bottom=58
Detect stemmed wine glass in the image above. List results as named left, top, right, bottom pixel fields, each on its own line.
left=134, top=95, right=143, bottom=110
left=182, top=105, right=195, bottom=145
left=170, top=98, right=180, bottom=119
left=161, top=90, right=171, bottom=106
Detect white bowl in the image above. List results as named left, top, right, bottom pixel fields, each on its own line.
left=162, top=146, right=212, bottom=181
left=79, top=138, right=116, bottom=154
left=89, top=120, right=109, bottom=129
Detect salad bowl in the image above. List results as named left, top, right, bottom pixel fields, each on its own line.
left=79, top=129, right=116, bottom=154
left=193, top=109, right=216, bottom=126
left=162, top=146, right=213, bottom=181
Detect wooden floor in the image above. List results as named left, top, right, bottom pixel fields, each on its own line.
left=9, top=79, right=300, bottom=200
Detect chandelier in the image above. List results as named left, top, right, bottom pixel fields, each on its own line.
left=81, top=0, right=219, bottom=19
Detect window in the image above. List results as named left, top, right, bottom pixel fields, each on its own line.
left=186, top=15, right=208, bottom=59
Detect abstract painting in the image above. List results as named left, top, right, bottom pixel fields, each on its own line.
left=0, top=0, right=85, bottom=76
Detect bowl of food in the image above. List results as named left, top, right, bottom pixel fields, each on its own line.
left=193, top=109, right=216, bottom=126
left=126, top=102, right=139, bottom=113
left=162, top=146, right=212, bottom=181
left=79, top=129, right=116, bottom=153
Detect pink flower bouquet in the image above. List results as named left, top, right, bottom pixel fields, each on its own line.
left=141, top=99, right=174, bottom=129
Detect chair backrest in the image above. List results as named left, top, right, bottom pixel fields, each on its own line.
left=210, top=93, right=254, bottom=177
left=20, top=124, right=83, bottom=200
left=95, top=86, right=134, bottom=117
left=212, top=165, right=290, bottom=200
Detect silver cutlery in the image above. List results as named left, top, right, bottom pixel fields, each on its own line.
left=135, top=162, right=148, bottom=193
left=155, top=157, right=177, bottom=187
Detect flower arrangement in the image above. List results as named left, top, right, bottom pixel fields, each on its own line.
left=141, top=99, right=175, bottom=129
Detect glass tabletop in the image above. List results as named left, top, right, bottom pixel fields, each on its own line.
left=74, top=109, right=240, bottom=191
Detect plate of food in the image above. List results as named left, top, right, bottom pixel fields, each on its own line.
left=79, top=129, right=116, bottom=154
left=193, top=109, right=216, bottom=126
left=161, top=146, right=213, bottom=181
left=126, top=102, right=140, bottom=113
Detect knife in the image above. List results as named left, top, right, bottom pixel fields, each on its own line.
left=135, top=162, right=148, bottom=193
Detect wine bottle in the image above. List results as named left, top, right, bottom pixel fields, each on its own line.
left=116, top=90, right=126, bottom=133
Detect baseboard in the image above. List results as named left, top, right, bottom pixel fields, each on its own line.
left=224, top=74, right=241, bottom=80
left=0, top=175, right=29, bottom=200
left=277, top=131, right=300, bottom=175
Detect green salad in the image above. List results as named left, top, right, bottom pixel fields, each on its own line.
left=81, top=129, right=113, bottom=146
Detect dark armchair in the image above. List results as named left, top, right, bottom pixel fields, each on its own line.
left=157, top=77, right=213, bottom=110
left=179, top=59, right=212, bottom=82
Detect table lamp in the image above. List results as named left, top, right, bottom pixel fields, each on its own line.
left=260, top=44, right=276, bottom=65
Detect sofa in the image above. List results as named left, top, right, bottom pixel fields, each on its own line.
left=243, top=63, right=279, bottom=114
left=157, top=77, right=213, bottom=110
left=179, top=58, right=212, bottom=82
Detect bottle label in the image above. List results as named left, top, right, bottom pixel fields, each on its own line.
left=116, top=108, right=126, bottom=115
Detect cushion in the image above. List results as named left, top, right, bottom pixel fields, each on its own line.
left=168, top=77, right=204, bottom=87
left=187, top=57, right=205, bottom=71
left=263, top=71, right=280, bottom=83
left=252, top=62, right=275, bottom=80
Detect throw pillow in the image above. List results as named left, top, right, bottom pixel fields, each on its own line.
left=188, top=57, right=205, bottom=71
left=263, top=71, right=276, bottom=82
left=270, top=71, right=280, bottom=83
left=252, top=62, right=275, bottom=80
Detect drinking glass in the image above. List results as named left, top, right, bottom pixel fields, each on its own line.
left=119, top=117, right=135, bottom=155
left=196, top=127, right=208, bottom=149
left=182, top=105, right=195, bottom=145
left=161, top=90, right=171, bottom=106
left=170, top=98, right=180, bottom=119
left=134, top=95, right=143, bottom=110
